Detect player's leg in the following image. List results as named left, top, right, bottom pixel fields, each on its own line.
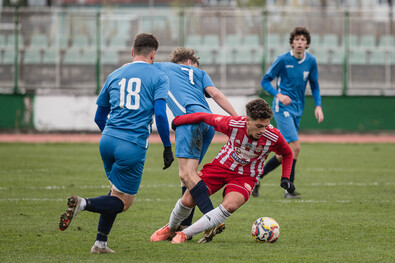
left=90, top=137, right=145, bottom=252
left=173, top=171, right=253, bottom=243
left=59, top=135, right=124, bottom=232
left=197, top=176, right=254, bottom=243
left=88, top=135, right=141, bottom=214
left=59, top=135, right=145, bottom=252
left=282, top=115, right=302, bottom=198
left=150, top=190, right=196, bottom=242
left=174, top=192, right=245, bottom=244
left=253, top=111, right=294, bottom=197
left=91, top=187, right=135, bottom=254
left=252, top=153, right=281, bottom=197
left=179, top=125, right=215, bottom=227
left=175, top=124, right=214, bottom=215
left=288, top=140, right=301, bottom=183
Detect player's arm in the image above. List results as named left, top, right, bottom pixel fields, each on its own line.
left=172, top=112, right=230, bottom=134
left=261, top=59, right=291, bottom=106
left=94, top=105, right=111, bottom=132
left=205, top=86, right=238, bottom=116
left=272, top=134, right=295, bottom=193
left=309, top=59, right=324, bottom=123
left=154, top=99, right=174, bottom=170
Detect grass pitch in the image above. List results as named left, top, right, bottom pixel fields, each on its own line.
left=0, top=141, right=394, bottom=262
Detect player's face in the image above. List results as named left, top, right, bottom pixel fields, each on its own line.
left=291, top=35, right=309, bottom=54
left=246, top=117, right=271, bottom=140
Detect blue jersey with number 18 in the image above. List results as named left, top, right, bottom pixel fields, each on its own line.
left=96, top=61, right=169, bottom=149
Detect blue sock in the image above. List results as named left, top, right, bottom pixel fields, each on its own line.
left=180, top=186, right=195, bottom=226
left=92, top=190, right=121, bottom=242
left=260, top=155, right=281, bottom=179
left=85, top=195, right=124, bottom=214
left=189, top=180, right=214, bottom=215
left=290, top=159, right=297, bottom=183
left=96, top=213, right=118, bottom=242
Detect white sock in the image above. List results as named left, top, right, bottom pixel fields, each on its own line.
left=182, top=204, right=231, bottom=238
left=79, top=198, right=87, bottom=211
left=94, top=240, right=107, bottom=249
left=168, top=199, right=193, bottom=231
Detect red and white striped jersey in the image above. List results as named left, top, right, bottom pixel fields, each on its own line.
left=173, top=113, right=293, bottom=179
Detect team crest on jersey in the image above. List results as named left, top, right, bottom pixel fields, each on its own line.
left=215, top=116, right=223, bottom=123
left=245, top=143, right=253, bottom=150
left=303, top=71, right=310, bottom=81
left=256, top=146, right=264, bottom=153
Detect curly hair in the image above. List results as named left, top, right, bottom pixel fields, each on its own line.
left=289, top=27, right=311, bottom=49
left=133, top=33, right=159, bottom=56
left=170, top=47, right=200, bottom=66
left=245, top=98, right=273, bottom=120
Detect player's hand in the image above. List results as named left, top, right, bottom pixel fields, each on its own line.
left=163, top=146, right=174, bottom=170
left=315, top=106, right=324, bottom=123
left=171, top=116, right=179, bottom=131
left=280, top=178, right=295, bottom=193
left=277, top=93, right=291, bottom=106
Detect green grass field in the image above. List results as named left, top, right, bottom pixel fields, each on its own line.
left=0, top=142, right=394, bottom=262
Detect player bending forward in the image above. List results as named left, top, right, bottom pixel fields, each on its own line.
left=150, top=98, right=295, bottom=243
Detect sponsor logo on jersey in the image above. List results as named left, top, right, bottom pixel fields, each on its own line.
left=303, top=71, right=310, bottom=81
left=231, top=151, right=249, bottom=165
left=231, top=147, right=259, bottom=165
left=286, top=65, right=294, bottom=68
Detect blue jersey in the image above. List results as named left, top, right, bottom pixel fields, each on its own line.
left=154, top=62, right=214, bottom=116
left=97, top=61, right=169, bottom=149
left=261, top=51, right=321, bottom=117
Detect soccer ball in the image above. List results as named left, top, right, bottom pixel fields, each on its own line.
left=251, top=217, right=280, bottom=243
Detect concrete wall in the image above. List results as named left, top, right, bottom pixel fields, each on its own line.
left=32, top=95, right=253, bottom=132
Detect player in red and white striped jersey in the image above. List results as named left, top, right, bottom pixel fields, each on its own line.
left=150, top=98, right=296, bottom=243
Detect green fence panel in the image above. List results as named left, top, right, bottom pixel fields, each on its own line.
left=0, top=94, right=34, bottom=130
left=261, top=95, right=395, bottom=132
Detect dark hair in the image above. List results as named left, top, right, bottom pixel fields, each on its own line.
left=170, top=47, right=200, bottom=67
left=246, top=98, right=273, bottom=120
left=133, top=33, right=159, bottom=56
left=289, top=27, right=311, bottom=49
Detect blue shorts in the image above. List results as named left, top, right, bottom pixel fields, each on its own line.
left=273, top=110, right=301, bottom=143
left=99, top=134, right=147, bottom=195
left=175, top=123, right=214, bottom=162
left=175, top=105, right=214, bottom=162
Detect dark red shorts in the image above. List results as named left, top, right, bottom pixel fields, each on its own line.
left=198, top=160, right=257, bottom=202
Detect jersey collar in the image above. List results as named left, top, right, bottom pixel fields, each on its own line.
left=132, top=61, right=150, bottom=64
left=290, top=50, right=306, bottom=64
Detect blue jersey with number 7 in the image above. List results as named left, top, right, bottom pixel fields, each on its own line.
left=154, top=62, right=214, bottom=116
left=96, top=61, right=169, bottom=149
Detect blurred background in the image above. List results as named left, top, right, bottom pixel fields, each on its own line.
left=0, top=0, right=394, bottom=133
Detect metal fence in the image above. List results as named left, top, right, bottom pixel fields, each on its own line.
left=0, top=6, right=394, bottom=96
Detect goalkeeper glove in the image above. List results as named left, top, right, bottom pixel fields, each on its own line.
left=171, top=117, right=179, bottom=131
left=163, top=146, right=174, bottom=170
left=280, top=178, right=295, bottom=193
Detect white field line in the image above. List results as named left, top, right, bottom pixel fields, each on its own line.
left=1, top=198, right=394, bottom=203
left=0, top=181, right=393, bottom=191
